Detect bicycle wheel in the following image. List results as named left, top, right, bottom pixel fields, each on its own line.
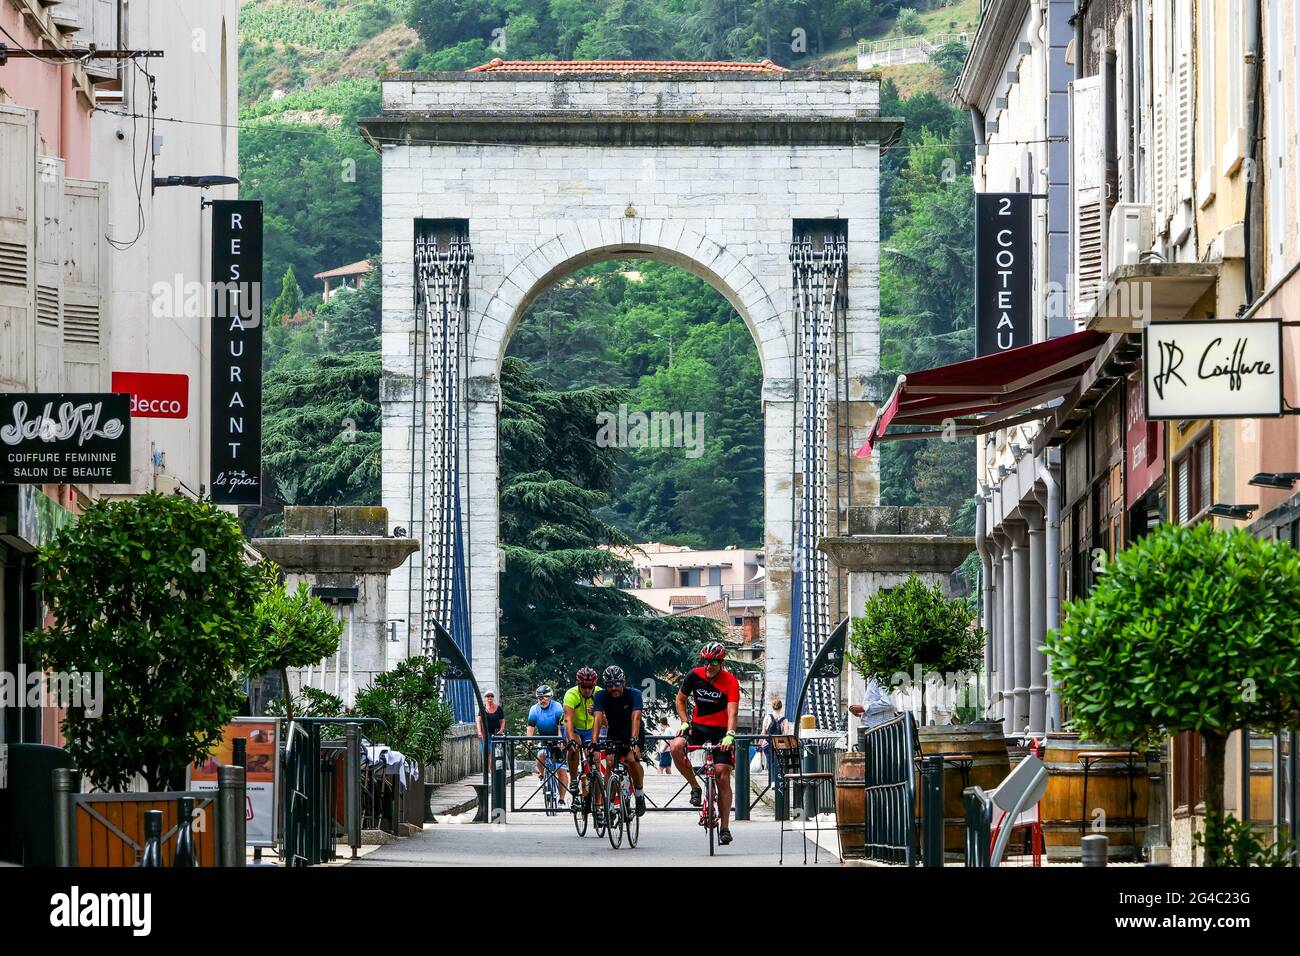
left=624, top=777, right=639, bottom=848
left=606, top=773, right=624, bottom=849
left=572, top=774, right=589, bottom=836
left=591, top=772, right=608, bottom=838
left=542, top=768, right=556, bottom=816
left=705, top=776, right=716, bottom=857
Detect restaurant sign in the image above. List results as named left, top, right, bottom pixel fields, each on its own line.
left=1143, top=320, right=1283, bottom=419
left=0, top=393, right=131, bottom=484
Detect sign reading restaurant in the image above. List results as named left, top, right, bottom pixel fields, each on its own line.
left=1143, top=319, right=1284, bottom=419
left=209, top=200, right=264, bottom=505
left=975, top=192, right=1033, bottom=356
left=0, top=393, right=131, bottom=484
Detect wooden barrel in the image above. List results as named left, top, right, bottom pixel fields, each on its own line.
left=1248, top=733, right=1275, bottom=823
left=1041, top=733, right=1148, bottom=861
left=835, top=752, right=865, bottom=860
left=916, top=722, right=1010, bottom=855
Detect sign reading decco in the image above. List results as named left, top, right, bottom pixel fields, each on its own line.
left=111, top=372, right=189, bottom=419
left=976, top=192, right=1033, bottom=356
left=209, top=200, right=263, bottom=506
left=1144, top=319, right=1283, bottom=419
left=0, top=393, right=131, bottom=484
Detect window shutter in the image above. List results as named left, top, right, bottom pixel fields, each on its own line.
left=1198, top=437, right=1212, bottom=515
left=1176, top=456, right=1190, bottom=523
left=35, top=156, right=65, bottom=393
left=1071, top=75, right=1107, bottom=321
left=87, top=0, right=121, bottom=81
left=1175, top=12, right=1193, bottom=202
left=62, top=178, right=109, bottom=391
left=1151, top=4, right=1169, bottom=229
left=0, top=105, right=36, bottom=391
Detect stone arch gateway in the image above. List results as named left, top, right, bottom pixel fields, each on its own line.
left=360, top=61, right=900, bottom=724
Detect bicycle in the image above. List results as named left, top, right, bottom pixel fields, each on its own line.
left=686, top=743, right=721, bottom=856
left=572, top=741, right=606, bottom=838
left=531, top=742, right=567, bottom=816
left=598, top=740, right=640, bottom=850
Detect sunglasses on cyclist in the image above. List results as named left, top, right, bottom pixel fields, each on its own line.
left=607, top=681, right=625, bottom=688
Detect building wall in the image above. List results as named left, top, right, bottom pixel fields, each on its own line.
left=92, top=0, right=240, bottom=498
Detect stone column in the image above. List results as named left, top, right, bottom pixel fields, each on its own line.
left=253, top=506, right=419, bottom=707
left=1025, top=506, right=1048, bottom=735
left=987, top=533, right=1002, bottom=723
left=1010, top=521, right=1031, bottom=734
left=999, top=531, right=1015, bottom=736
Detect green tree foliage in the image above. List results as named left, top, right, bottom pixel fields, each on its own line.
left=247, top=563, right=345, bottom=721
left=25, top=494, right=262, bottom=791
left=1045, top=523, right=1300, bottom=866
left=354, top=656, right=456, bottom=766
left=268, top=266, right=302, bottom=326
left=507, top=261, right=764, bottom=548
left=498, top=356, right=724, bottom=689
left=847, top=573, right=983, bottom=722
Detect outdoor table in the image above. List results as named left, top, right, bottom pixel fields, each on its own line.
left=1077, top=748, right=1140, bottom=845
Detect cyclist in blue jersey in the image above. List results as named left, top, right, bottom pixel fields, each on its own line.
left=527, top=685, right=570, bottom=805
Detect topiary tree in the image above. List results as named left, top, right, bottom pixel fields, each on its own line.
left=354, top=656, right=455, bottom=768
left=25, top=493, right=262, bottom=792
left=1045, top=522, right=1300, bottom=866
left=247, top=562, right=345, bottom=721
left=848, top=573, right=983, bottom=723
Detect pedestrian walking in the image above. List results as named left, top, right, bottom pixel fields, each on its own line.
left=656, top=716, right=674, bottom=773
left=760, top=699, right=790, bottom=784
left=476, top=690, right=506, bottom=757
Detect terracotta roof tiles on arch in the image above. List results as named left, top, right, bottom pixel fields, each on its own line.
left=468, top=58, right=789, bottom=74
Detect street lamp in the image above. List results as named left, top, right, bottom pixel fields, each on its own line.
left=1248, top=472, right=1300, bottom=490
left=1207, top=503, right=1258, bottom=521
left=153, top=174, right=239, bottom=195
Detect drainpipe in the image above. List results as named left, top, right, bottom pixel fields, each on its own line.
left=976, top=499, right=994, bottom=718
left=1000, top=530, right=1016, bottom=736
left=1037, top=449, right=1062, bottom=731
left=969, top=104, right=987, bottom=148
left=1242, top=0, right=1263, bottom=304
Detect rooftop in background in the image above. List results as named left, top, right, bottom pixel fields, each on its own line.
left=313, top=260, right=374, bottom=281
left=468, top=58, right=789, bottom=75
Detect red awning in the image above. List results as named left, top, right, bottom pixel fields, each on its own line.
left=856, top=331, right=1108, bottom=458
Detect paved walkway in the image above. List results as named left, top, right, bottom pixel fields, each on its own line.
left=349, top=763, right=841, bottom=867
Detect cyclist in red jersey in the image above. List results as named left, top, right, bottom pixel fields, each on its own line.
left=669, top=642, right=740, bottom=845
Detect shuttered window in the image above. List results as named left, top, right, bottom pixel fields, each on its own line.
left=1071, top=75, right=1107, bottom=321
left=62, top=179, right=108, bottom=391
left=1173, top=432, right=1212, bottom=524
left=0, top=105, right=36, bottom=391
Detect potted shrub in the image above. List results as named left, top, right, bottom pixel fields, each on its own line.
left=1045, top=522, right=1300, bottom=866
left=848, top=574, right=984, bottom=726
left=247, top=564, right=345, bottom=721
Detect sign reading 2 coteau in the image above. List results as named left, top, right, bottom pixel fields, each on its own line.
left=209, top=200, right=263, bottom=505
left=975, top=192, right=1032, bottom=356
left=1144, top=319, right=1283, bottom=419
left=0, top=393, right=131, bottom=484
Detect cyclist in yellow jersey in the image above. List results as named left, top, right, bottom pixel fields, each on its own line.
left=563, top=667, right=601, bottom=805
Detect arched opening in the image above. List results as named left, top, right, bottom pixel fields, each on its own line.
left=494, top=256, right=768, bottom=728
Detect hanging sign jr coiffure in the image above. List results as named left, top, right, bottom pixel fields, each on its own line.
left=1143, top=319, right=1283, bottom=419
left=209, top=200, right=263, bottom=505
left=975, top=192, right=1033, bottom=356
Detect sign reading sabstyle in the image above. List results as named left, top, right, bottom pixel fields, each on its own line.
left=209, top=200, right=263, bottom=505
left=976, top=192, right=1033, bottom=356
left=0, top=393, right=131, bottom=484
left=1144, top=319, right=1283, bottom=419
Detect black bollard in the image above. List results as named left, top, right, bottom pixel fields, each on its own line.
left=174, top=797, right=196, bottom=867
left=141, top=810, right=163, bottom=867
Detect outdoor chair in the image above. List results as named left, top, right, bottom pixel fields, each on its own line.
left=968, top=753, right=1049, bottom=867
left=771, top=735, right=838, bottom=864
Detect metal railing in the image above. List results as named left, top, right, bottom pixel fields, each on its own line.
left=963, top=786, right=993, bottom=867
left=281, top=717, right=385, bottom=867
left=858, top=712, right=917, bottom=866
left=857, top=32, right=971, bottom=56
left=722, top=582, right=765, bottom=603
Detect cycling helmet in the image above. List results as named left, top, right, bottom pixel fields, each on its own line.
left=602, top=665, right=626, bottom=685
left=700, top=642, right=727, bottom=661
left=535, top=684, right=554, bottom=698
left=575, top=667, right=598, bottom=687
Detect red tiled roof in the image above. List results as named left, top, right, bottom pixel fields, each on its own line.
left=469, top=58, right=789, bottom=74
left=313, top=259, right=374, bottom=280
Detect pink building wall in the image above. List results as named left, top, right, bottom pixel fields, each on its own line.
left=0, top=5, right=92, bottom=175
left=1232, top=284, right=1300, bottom=513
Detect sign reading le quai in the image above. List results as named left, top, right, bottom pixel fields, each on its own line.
left=1144, top=319, right=1283, bottom=419
left=976, top=192, right=1033, bottom=356
left=0, top=393, right=131, bottom=484
left=209, top=200, right=263, bottom=505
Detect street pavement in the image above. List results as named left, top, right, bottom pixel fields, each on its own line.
left=349, top=761, right=841, bottom=867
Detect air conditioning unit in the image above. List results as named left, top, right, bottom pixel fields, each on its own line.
left=1108, top=203, right=1154, bottom=267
